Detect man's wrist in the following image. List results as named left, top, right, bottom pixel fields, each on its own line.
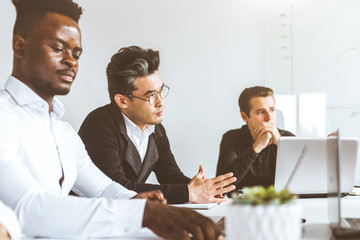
left=187, top=184, right=194, bottom=202
left=143, top=202, right=157, bottom=228
left=252, top=143, right=262, bottom=153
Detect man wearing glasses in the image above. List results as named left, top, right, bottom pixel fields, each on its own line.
left=79, top=46, right=236, bottom=204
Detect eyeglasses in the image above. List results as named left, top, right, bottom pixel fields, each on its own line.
left=128, top=84, right=170, bottom=105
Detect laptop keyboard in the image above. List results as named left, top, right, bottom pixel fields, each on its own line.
left=345, top=218, right=360, bottom=229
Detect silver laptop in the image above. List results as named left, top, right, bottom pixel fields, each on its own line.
left=274, top=137, right=358, bottom=196
left=327, top=130, right=360, bottom=238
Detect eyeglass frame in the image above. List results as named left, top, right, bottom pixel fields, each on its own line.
left=127, top=83, right=170, bottom=105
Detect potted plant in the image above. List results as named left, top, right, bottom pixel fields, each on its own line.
left=226, top=185, right=302, bottom=240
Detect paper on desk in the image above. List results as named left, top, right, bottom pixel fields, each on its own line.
left=170, top=202, right=219, bottom=210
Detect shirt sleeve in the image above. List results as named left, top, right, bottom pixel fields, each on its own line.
left=0, top=201, right=22, bottom=240
left=216, top=134, right=259, bottom=186
left=71, top=133, right=138, bottom=199
left=0, top=118, right=145, bottom=238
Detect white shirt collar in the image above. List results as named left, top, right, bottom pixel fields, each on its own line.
left=5, top=76, right=65, bottom=119
left=121, top=112, right=155, bottom=139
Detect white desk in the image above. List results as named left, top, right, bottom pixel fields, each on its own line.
left=197, top=195, right=360, bottom=240
left=21, top=194, right=360, bottom=240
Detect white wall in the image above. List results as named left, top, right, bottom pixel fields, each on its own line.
left=1, top=0, right=360, bottom=184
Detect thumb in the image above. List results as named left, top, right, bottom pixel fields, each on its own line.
left=155, top=191, right=165, bottom=201
left=193, top=165, right=203, bottom=179
left=198, top=165, right=205, bottom=179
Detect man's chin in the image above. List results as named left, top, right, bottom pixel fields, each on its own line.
left=153, top=117, right=163, bottom=125
left=54, top=86, right=71, bottom=96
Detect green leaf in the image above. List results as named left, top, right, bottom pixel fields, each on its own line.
left=233, top=185, right=297, bottom=206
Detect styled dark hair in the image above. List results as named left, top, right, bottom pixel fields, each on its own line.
left=12, top=0, right=83, bottom=37
left=238, top=86, right=274, bottom=116
left=106, top=46, right=160, bottom=103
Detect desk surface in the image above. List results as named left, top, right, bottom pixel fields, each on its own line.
left=22, top=192, right=360, bottom=240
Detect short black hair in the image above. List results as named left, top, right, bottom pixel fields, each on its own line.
left=106, top=46, right=160, bottom=103
left=238, top=86, right=274, bottom=116
left=12, top=0, right=83, bottom=37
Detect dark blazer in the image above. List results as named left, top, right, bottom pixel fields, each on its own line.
left=216, top=125, right=294, bottom=190
left=78, top=103, right=191, bottom=204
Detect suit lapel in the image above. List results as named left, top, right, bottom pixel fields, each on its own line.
left=111, top=104, right=159, bottom=181
left=123, top=141, right=142, bottom=176
left=136, top=135, right=159, bottom=182
left=113, top=105, right=142, bottom=176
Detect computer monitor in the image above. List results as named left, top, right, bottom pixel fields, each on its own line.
left=327, top=130, right=360, bottom=238
left=274, top=137, right=358, bottom=196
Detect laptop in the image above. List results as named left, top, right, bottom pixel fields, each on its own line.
left=327, top=130, right=360, bottom=238
left=274, top=137, right=358, bottom=197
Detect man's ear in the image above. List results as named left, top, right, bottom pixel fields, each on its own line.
left=13, top=34, right=26, bottom=59
left=114, top=94, right=129, bottom=109
left=241, top=111, right=249, bottom=123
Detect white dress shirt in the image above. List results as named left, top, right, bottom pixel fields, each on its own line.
left=0, top=76, right=146, bottom=238
left=0, top=201, right=22, bottom=240
left=122, top=113, right=155, bottom=162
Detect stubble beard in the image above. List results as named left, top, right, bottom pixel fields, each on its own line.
left=30, top=71, right=71, bottom=97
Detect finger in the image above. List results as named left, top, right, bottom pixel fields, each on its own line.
left=192, top=165, right=204, bottom=180
left=189, top=214, right=216, bottom=240
left=199, top=165, right=206, bottom=179
left=254, top=123, right=267, bottom=133
left=211, top=172, right=233, bottom=184
left=190, top=225, right=205, bottom=240
left=211, top=196, right=228, bottom=203
left=214, top=177, right=237, bottom=188
left=198, top=165, right=205, bottom=179
left=154, top=190, right=165, bottom=201
left=199, top=217, right=217, bottom=240
left=215, top=184, right=236, bottom=195
left=257, top=127, right=271, bottom=136
left=177, top=217, right=204, bottom=240
left=215, top=195, right=228, bottom=199
left=213, top=177, right=236, bottom=190
left=176, top=230, right=191, bottom=240
left=168, top=226, right=191, bottom=240
left=254, top=126, right=265, bottom=134
left=217, top=234, right=225, bottom=240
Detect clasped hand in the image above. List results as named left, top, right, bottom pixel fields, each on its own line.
left=132, top=190, right=167, bottom=204
left=252, top=122, right=281, bottom=153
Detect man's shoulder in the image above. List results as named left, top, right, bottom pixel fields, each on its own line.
left=79, top=103, right=124, bottom=138
left=0, top=90, right=12, bottom=107
left=85, top=104, right=113, bottom=119
left=153, top=123, right=167, bottom=138
left=81, top=104, right=116, bottom=127
left=278, top=128, right=295, bottom=137
left=0, top=90, right=20, bottom=119
left=222, top=126, right=246, bottom=138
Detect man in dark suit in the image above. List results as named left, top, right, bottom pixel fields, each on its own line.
left=79, top=46, right=236, bottom=204
left=216, top=86, right=294, bottom=191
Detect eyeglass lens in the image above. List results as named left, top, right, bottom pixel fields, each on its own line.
left=149, top=86, right=169, bottom=104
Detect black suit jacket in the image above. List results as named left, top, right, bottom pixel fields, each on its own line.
left=216, top=125, right=294, bottom=190
left=78, top=103, right=191, bottom=204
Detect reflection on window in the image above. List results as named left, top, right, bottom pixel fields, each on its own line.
left=276, top=93, right=326, bottom=136
left=275, top=95, right=297, bottom=134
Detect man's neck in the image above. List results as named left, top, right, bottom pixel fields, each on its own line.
left=121, top=112, right=148, bottom=133
left=11, top=73, right=54, bottom=112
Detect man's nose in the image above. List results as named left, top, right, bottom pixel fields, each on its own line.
left=264, top=111, right=271, bottom=121
left=63, top=51, right=77, bottom=68
left=154, top=94, right=164, bottom=107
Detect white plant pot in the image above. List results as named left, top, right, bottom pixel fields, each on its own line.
left=225, top=202, right=302, bottom=240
